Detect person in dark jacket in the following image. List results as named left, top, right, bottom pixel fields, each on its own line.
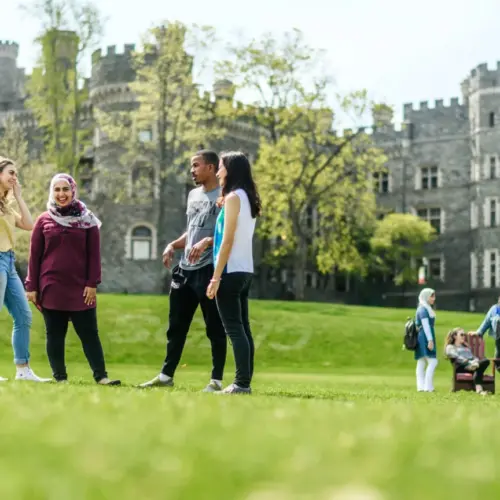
left=25, top=173, right=120, bottom=385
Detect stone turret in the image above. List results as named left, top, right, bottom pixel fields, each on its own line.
left=0, top=41, right=20, bottom=108
left=372, top=103, right=394, bottom=128
left=213, top=79, right=235, bottom=101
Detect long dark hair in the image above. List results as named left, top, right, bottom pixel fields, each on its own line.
left=219, top=151, right=261, bottom=218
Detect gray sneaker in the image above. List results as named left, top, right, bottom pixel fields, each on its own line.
left=217, top=383, right=251, bottom=395
left=202, top=381, right=222, bottom=393
left=138, top=375, right=174, bottom=388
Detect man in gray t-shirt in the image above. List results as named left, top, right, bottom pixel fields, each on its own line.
left=179, top=186, right=220, bottom=271
left=139, top=150, right=227, bottom=393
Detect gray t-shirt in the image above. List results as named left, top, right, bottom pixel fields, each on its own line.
left=179, top=186, right=221, bottom=271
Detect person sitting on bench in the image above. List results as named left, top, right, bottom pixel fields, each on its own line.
left=444, top=327, right=490, bottom=396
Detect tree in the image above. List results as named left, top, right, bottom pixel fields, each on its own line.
left=370, top=213, right=436, bottom=285
left=95, top=21, right=226, bottom=243
left=217, top=29, right=387, bottom=299
left=22, top=0, right=104, bottom=177
left=0, top=115, right=57, bottom=262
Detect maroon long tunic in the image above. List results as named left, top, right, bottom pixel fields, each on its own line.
left=25, top=212, right=101, bottom=311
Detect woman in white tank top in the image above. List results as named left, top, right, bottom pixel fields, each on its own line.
left=206, top=151, right=261, bottom=394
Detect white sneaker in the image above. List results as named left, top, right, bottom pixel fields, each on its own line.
left=15, top=367, right=51, bottom=382
left=0, top=376, right=8, bottom=382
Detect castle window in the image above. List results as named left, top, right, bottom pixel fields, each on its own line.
left=306, top=205, right=314, bottom=230
left=125, top=223, right=157, bottom=261
left=490, top=156, right=497, bottom=179
left=304, top=272, right=318, bottom=288
left=484, top=197, right=499, bottom=227
left=373, top=171, right=390, bottom=193
left=131, top=165, right=155, bottom=198
left=484, top=250, right=499, bottom=288
left=420, top=166, right=438, bottom=190
left=489, top=112, right=495, bottom=128
left=417, top=208, right=443, bottom=234
left=138, top=130, right=152, bottom=142
left=416, top=257, right=444, bottom=281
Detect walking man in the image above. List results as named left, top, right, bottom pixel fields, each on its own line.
left=139, top=150, right=227, bottom=391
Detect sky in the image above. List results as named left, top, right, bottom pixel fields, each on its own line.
left=4, top=0, right=500, bottom=128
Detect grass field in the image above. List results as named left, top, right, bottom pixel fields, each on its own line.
left=0, top=295, right=499, bottom=500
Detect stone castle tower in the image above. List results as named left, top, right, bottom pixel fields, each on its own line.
left=2, top=37, right=500, bottom=310
left=87, top=44, right=262, bottom=294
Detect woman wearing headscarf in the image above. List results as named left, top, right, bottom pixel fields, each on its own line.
left=415, top=288, right=438, bottom=392
left=25, top=173, right=120, bottom=385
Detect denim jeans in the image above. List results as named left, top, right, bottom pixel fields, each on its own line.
left=0, top=250, right=32, bottom=364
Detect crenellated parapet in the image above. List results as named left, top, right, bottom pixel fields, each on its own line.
left=0, top=41, right=19, bottom=60
left=463, top=61, right=500, bottom=94
left=90, top=44, right=136, bottom=91
left=403, top=98, right=464, bottom=120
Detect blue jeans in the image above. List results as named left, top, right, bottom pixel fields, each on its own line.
left=0, top=251, right=32, bottom=364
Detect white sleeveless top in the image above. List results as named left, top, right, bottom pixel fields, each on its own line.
left=213, top=189, right=256, bottom=274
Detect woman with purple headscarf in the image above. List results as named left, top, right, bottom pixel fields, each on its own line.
left=25, top=173, right=120, bottom=386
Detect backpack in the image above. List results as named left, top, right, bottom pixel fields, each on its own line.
left=403, top=317, right=420, bottom=351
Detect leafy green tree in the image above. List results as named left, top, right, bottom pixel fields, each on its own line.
left=370, top=213, right=436, bottom=285
left=217, top=29, right=387, bottom=299
left=22, top=0, right=103, bottom=177
left=95, top=21, right=225, bottom=240
left=0, top=115, right=57, bottom=262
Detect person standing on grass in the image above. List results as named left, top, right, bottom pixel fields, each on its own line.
left=206, top=151, right=261, bottom=395
left=414, top=288, right=438, bottom=392
left=474, top=296, right=500, bottom=371
left=25, top=173, right=120, bottom=386
left=139, top=150, right=227, bottom=392
left=444, top=327, right=490, bottom=396
left=0, top=157, right=49, bottom=382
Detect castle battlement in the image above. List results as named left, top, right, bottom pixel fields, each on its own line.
left=463, top=61, right=500, bottom=93
left=469, top=61, right=500, bottom=78
left=403, top=97, right=464, bottom=120
left=91, top=44, right=136, bottom=64
left=0, top=41, right=19, bottom=60
left=330, top=123, right=403, bottom=140
left=90, top=44, right=137, bottom=90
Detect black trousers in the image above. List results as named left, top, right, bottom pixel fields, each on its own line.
left=456, top=359, right=490, bottom=385
left=215, top=272, right=254, bottom=389
left=161, top=264, right=227, bottom=380
left=42, top=307, right=107, bottom=382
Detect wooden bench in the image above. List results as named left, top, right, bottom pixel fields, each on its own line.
left=450, top=333, right=497, bottom=394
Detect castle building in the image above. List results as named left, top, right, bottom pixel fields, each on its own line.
left=1, top=38, right=499, bottom=311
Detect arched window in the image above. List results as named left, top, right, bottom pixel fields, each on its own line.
left=125, top=223, right=157, bottom=260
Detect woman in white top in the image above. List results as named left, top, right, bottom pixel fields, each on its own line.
left=206, top=151, right=261, bottom=394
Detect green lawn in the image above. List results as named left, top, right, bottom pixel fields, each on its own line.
left=0, top=295, right=498, bottom=499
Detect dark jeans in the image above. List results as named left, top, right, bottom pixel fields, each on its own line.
left=216, top=272, right=254, bottom=389
left=456, top=359, right=490, bottom=385
left=162, top=264, right=227, bottom=380
left=42, top=307, right=107, bottom=382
